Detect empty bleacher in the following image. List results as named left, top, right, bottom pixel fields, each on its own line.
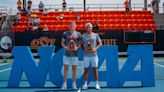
left=11, top=11, right=156, bottom=32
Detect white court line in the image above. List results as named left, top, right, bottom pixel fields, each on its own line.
left=154, top=62, right=164, bottom=68
left=0, top=63, right=161, bottom=73
left=0, top=68, right=11, bottom=73
left=0, top=63, right=10, bottom=67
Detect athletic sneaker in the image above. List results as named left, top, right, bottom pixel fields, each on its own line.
left=61, top=83, right=67, bottom=90
left=72, top=82, right=77, bottom=90
left=95, top=83, right=101, bottom=90
left=82, top=84, right=88, bottom=89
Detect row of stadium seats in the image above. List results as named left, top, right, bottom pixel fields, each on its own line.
left=17, top=19, right=155, bottom=25
left=20, top=14, right=153, bottom=19
left=12, top=11, right=156, bottom=32
left=12, top=23, right=156, bottom=32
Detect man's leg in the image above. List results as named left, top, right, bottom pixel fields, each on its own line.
left=72, top=65, right=77, bottom=89
left=91, top=56, right=100, bottom=90
left=64, top=65, right=69, bottom=82
left=61, top=56, right=69, bottom=90
left=82, top=67, right=89, bottom=89
left=93, top=67, right=98, bottom=81
left=61, top=64, right=69, bottom=90
left=84, top=68, right=89, bottom=81
left=72, top=65, right=77, bottom=82
left=82, top=56, right=90, bottom=89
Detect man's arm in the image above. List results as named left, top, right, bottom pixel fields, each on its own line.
left=91, top=34, right=102, bottom=52
left=61, top=38, right=70, bottom=50
left=96, top=42, right=102, bottom=50
left=77, top=32, right=82, bottom=49
left=91, top=42, right=102, bottom=52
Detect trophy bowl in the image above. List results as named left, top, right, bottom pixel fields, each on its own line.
left=86, top=41, right=92, bottom=51
left=69, top=39, right=75, bottom=50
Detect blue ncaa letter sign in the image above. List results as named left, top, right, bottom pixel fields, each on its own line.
left=7, top=45, right=155, bottom=87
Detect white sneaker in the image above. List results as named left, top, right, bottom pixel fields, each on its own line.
left=72, top=82, right=77, bottom=90
left=95, top=83, right=101, bottom=90
left=61, top=83, right=67, bottom=90
left=82, top=84, right=88, bottom=89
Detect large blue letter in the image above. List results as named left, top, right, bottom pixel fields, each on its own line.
left=8, top=46, right=55, bottom=87
left=120, top=45, right=155, bottom=87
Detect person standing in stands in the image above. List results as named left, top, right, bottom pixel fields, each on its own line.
left=81, top=22, right=102, bottom=90
left=27, top=0, right=32, bottom=11
left=151, top=0, right=158, bottom=14
left=43, top=8, right=48, bottom=16
left=62, top=0, right=67, bottom=11
left=17, top=0, right=22, bottom=11
left=93, top=21, right=99, bottom=30
left=124, top=0, right=130, bottom=14
left=39, top=1, right=44, bottom=12
left=61, top=21, right=81, bottom=90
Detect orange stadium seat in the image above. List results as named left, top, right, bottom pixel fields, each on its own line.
left=12, top=10, right=156, bottom=32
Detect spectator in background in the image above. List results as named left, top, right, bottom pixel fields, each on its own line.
left=124, top=0, right=130, bottom=14
left=17, top=0, right=22, bottom=11
left=39, top=1, right=44, bottom=12
left=43, top=24, right=49, bottom=31
left=59, top=14, right=64, bottom=20
left=76, top=13, right=80, bottom=21
left=32, top=16, right=40, bottom=31
left=32, top=23, right=39, bottom=31
left=16, top=13, right=21, bottom=20
left=25, top=25, right=31, bottom=32
left=27, top=0, right=32, bottom=15
left=93, top=21, right=99, bottom=30
left=35, top=16, right=41, bottom=26
left=22, top=8, right=28, bottom=16
left=151, top=0, right=158, bottom=14
left=15, top=13, right=21, bottom=25
left=27, top=0, right=32, bottom=11
left=1, top=20, right=7, bottom=31
left=43, top=8, right=48, bottom=16
left=28, top=15, right=34, bottom=26
left=56, top=14, right=64, bottom=20
left=27, top=9, right=32, bottom=15
left=62, top=0, right=67, bottom=11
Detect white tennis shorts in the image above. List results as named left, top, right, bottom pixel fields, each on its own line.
left=83, top=56, right=99, bottom=68
left=63, top=56, right=78, bottom=66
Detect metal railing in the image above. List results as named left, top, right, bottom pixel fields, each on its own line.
left=30, top=3, right=164, bottom=13
left=31, top=4, right=148, bottom=12
left=0, top=6, right=16, bottom=15
left=0, top=6, right=7, bottom=12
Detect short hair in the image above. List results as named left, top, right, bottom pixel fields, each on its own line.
left=85, top=22, right=93, bottom=28
left=69, top=21, right=76, bottom=28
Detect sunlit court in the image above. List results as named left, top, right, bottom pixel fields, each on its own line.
left=0, top=0, right=164, bottom=92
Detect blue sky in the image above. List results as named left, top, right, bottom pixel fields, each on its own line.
left=0, top=0, right=163, bottom=12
